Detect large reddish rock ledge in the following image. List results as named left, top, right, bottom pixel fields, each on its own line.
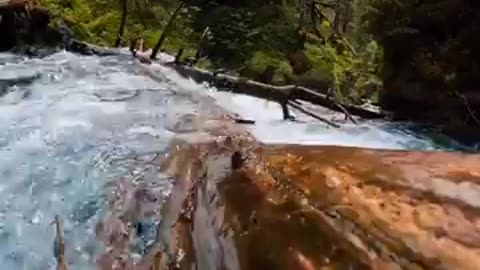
left=156, top=138, right=480, bottom=270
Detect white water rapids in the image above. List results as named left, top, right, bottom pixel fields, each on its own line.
left=0, top=51, right=470, bottom=269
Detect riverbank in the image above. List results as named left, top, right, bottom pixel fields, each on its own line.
left=35, top=0, right=382, bottom=103
left=33, top=1, right=480, bottom=136
left=3, top=0, right=480, bottom=144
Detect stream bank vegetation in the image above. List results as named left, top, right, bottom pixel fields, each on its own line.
left=39, top=0, right=383, bottom=106
left=35, top=0, right=480, bottom=134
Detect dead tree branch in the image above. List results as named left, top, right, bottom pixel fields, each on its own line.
left=455, top=91, right=480, bottom=126
left=312, top=4, right=358, bottom=56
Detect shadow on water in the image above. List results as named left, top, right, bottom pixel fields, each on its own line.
left=382, top=122, right=480, bottom=152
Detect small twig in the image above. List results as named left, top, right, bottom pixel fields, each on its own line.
left=282, top=102, right=294, bottom=120
left=53, top=215, right=69, bottom=270
left=287, top=100, right=340, bottom=128
left=231, top=118, right=256, bottom=125
left=336, top=103, right=358, bottom=124
left=297, top=86, right=357, bottom=124
left=313, top=5, right=358, bottom=56
left=174, top=48, right=184, bottom=63
left=194, top=26, right=210, bottom=60
left=454, top=91, right=480, bottom=126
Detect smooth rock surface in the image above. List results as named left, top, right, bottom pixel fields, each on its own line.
left=157, top=134, right=480, bottom=270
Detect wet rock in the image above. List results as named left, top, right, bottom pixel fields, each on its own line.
left=0, top=6, right=19, bottom=50
left=0, top=2, right=118, bottom=57
left=158, top=138, right=480, bottom=270
left=0, top=4, right=63, bottom=51
left=67, top=39, right=119, bottom=56
left=91, top=114, right=480, bottom=270
left=11, top=46, right=58, bottom=57
left=231, top=151, right=244, bottom=170
left=0, top=72, right=40, bottom=96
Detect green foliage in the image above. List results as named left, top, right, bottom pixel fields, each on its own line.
left=40, top=0, right=119, bottom=45
left=303, top=37, right=382, bottom=103
left=245, top=51, right=292, bottom=77
left=39, top=0, right=385, bottom=105
left=39, top=0, right=196, bottom=47
left=187, top=2, right=300, bottom=67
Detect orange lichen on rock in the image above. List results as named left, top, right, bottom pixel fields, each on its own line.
left=262, top=145, right=480, bottom=270
left=92, top=111, right=480, bottom=270
left=159, top=140, right=480, bottom=270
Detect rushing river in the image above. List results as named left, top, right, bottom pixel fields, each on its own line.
left=0, top=51, right=474, bottom=269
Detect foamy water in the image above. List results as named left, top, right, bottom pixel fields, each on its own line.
left=0, top=51, right=469, bottom=269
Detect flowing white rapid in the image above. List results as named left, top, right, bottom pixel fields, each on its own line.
left=0, top=51, right=469, bottom=269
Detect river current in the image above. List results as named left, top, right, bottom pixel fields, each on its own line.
left=0, top=51, right=473, bottom=269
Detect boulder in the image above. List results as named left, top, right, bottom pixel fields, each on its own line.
left=158, top=139, right=480, bottom=270
left=0, top=2, right=116, bottom=57
left=0, top=3, right=66, bottom=51
left=89, top=110, right=480, bottom=270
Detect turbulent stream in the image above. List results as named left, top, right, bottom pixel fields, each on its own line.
left=0, top=51, right=474, bottom=269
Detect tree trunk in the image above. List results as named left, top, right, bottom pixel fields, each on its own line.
left=114, top=0, right=128, bottom=47
left=150, top=2, right=185, bottom=60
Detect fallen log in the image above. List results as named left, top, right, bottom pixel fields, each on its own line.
left=295, top=86, right=384, bottom=119
left=174, top=65, right=339, bottom=127
left=172, top=64, right=385, bottom=120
